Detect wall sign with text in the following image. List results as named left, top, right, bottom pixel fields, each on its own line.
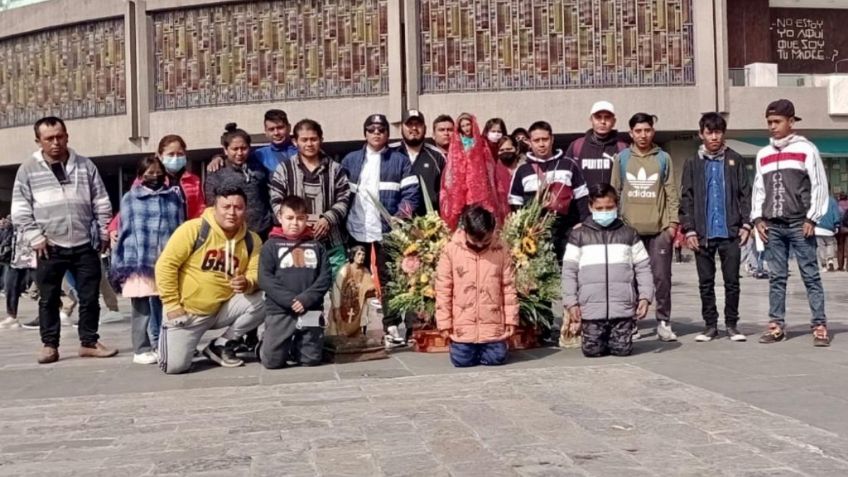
left=770, top=8, right=848, bottom=74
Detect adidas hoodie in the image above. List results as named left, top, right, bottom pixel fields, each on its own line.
left=751, top=134, right=828, bottom=226
left=611, top=145, right=679, bottom=236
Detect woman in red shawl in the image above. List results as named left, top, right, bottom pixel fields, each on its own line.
left=440, top=113, right=510, bottom=230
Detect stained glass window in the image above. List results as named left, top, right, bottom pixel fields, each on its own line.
left=152, top=0, right=389, bottom=110
left=420, top=0, right=695, bottom=92
left=0, top=18, right=126, bottom=129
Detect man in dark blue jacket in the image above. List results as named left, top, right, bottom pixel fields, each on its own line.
left=342, top=114, right=419, bottom=348
left=679, top=113, right=752, bottom=343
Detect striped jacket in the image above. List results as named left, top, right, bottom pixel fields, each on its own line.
left=751, top=134, right=829, bottom=225
left=508, top=150, right=589, bottom=228
left=561, top=218, right=653, bottom=320
left=341, top=146, right=420, bottom=234
left=11, top=149, right=112, bottom=249
left=269, top=153, right=351, bottom=249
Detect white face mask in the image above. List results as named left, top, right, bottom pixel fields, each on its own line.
left=487, top=131, right=503, bottom=143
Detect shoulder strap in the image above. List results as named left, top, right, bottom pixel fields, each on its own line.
left=244, top=231, right=255, bottom=257
left=618, top=148, right=631, bottom=186
left=657, top=150, right=670, bottom=182
left=192, top=219, right=211, bottom=254
left=192, top=218, right=255, bottom=256
left=571, top=137, right=586, bottom=158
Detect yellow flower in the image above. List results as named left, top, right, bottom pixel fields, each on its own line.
left=419, top=274, right=430, bottom=285
left=403, top=243, right=419, bottom=256
left=422, top=286, right=435, bottom=298
left=522, top=237, right=537, bottom=255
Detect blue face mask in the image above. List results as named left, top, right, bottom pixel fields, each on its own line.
left=162, top=155, right=186, bottom=174
left=592, top=209, right=617, bottom=227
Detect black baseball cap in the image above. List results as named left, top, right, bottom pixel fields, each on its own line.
left=765, top=99, right=802, bottom=121
left=364, top=114, right=389, bottom=130
left=402, top=109, right=425, bottom=124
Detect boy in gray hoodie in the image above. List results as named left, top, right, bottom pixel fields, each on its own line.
left=562, top=183, right=653, bottom=357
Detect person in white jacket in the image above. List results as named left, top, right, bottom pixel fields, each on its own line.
left=751, top=99, right=830, bottom=346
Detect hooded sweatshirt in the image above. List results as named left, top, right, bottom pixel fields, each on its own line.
left=11, top=148, right=112, bottom=249
left=565, top=129, right=628, bottom=187
left=258, top=227, right=332, bottom=316
left=751, top=134, right=828, bottom=225
left=611, top=145, right=679, bottom=235
left=155, top=208, right=261, bottom=316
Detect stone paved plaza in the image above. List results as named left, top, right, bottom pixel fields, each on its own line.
left=2, top=263, right=848, bottom=476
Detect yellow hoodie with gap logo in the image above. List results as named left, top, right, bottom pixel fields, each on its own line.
left=155, top=208, right=260, bottom=316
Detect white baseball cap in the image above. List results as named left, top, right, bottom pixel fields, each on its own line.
left=590, top=101, right=615, bottom=116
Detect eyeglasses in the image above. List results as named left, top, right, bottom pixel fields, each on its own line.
left=366, top=126, right=387, bottom=134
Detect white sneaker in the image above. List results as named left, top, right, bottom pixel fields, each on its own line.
left=656, top=321, right=678, bottom=342
left=0, top=317, right=19, bottom=329
left=386, top=325, right=405, bottom=344
left=100, top=311, right=125, bottom=323
left=132, top=351, right=158, bottom=365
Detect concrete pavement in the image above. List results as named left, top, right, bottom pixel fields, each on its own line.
left=1, top=262, right=848, bottom=476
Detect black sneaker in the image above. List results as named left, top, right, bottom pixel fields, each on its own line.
left=727, top=327, right=747, bottom=342
left=694, top=326, right=718, bottom=342
left=758, top=325, right=786, bottom=344
left=19, top=317, right=39, bottom=330
left=202, top=341, right=244, bottom=367
left=813, top=325, right=831, bottom=347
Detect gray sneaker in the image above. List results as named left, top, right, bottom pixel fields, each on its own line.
left=656, top=321, right=678, bottom=342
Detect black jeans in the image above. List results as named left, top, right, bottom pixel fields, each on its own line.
left=36, top=245, right=102, bottom=347
left=5, top=267, right=29, bottom=317
left=694, top=238, right=741, bottom=327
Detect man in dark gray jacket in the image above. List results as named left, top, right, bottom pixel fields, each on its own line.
left=562, top=183, right=653, bottom=357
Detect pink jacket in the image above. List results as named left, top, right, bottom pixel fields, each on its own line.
left=435, top=230, right=519, bottom=343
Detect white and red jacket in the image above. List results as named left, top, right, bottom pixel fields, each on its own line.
left=751, top=134, right=829, bottom=225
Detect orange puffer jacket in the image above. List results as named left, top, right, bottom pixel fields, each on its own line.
left=435, top=230, right=519, bottom=343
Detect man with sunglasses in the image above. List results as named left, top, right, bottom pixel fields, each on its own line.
left=342, top=114, right=420, bottom=348
left=11, top=116, right=116, bottom=364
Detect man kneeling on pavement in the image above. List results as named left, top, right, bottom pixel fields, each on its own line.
left=155, top=186, right=264, bottom=374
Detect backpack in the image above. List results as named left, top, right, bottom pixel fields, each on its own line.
left=531, top=163, right=573, bottom=215
left=191, top=219, right=255, bottom=256
left=618, top=148, right=670, bottom=186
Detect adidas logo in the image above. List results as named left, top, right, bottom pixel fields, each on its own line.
left=626, top=167, right=658, bottom=198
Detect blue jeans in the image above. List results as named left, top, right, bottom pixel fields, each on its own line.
left=449, top=341, right=508, bottom=367
left=765, top=222, right=826, bottom=327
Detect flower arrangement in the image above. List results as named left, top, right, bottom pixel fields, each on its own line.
left=501, top=197, right=559, bottom=331
left=383, top=213, right=451, bottom=326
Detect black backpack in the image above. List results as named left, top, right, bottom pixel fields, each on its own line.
left=191, top=219, right=255, bottom=256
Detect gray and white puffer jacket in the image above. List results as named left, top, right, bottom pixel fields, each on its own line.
left=561, top=218, right=654, bottom=320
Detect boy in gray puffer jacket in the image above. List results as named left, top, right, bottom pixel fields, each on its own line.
left=562, top=183, right=654, bottom=357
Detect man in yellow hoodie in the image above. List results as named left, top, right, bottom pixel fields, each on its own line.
left=612, top=113, right=680, bottom=342
left=155, top=186, right=264, bottom=374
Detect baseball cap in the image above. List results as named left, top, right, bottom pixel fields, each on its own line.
left=364, top=114, right=389, bottom=130
left=402, top=109, right=425, bottom=124
left=590, top=101, right=615, bottom=116
left=765, top=99, right=801, bottom=121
